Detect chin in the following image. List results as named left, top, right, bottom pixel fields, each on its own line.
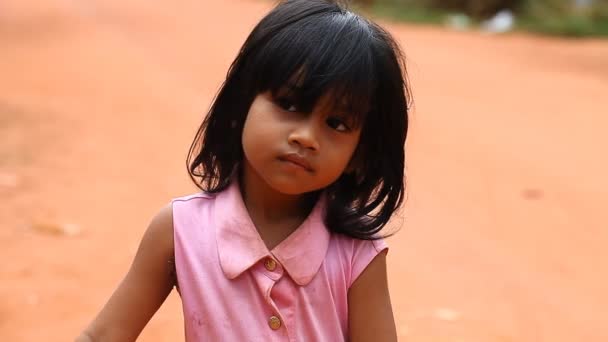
left=266, top=177, right=318, bottom=196
left=271, top=182, right=311, bottom=196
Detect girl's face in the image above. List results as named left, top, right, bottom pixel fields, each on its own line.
left=242, top=91, right=362, bottom=195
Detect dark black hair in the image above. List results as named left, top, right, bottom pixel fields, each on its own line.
left=188, top=0, right=410, bottom=240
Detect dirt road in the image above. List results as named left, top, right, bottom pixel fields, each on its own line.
left=1, top=0, right=607, bottom=340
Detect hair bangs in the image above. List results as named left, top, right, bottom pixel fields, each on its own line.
left=245, top=10, right=377, bottom=125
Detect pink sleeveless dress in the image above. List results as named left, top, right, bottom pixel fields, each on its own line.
left=173, top=181, right=387, bottom=341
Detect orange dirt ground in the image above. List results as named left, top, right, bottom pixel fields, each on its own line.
left=1, top=0, right=608, bottom=341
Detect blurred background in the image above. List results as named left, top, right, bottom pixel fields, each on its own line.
left=356, top=0, right=608, bottom=36
left=1, top=0, right=607, bottom=341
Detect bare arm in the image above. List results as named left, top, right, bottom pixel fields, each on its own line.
left=76, top=204, right=176, bottom=342
left=348, top=251, right=397, bottom=342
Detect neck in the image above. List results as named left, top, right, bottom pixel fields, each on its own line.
left=239, top=162, right=316, bottom=225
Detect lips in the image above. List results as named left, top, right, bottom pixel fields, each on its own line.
left=279, top=153, right=314, bottom=172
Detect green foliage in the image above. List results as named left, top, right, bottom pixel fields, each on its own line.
left=519, top=0, right=608, bottom=36
left=352, top=0, right=608, bottom=37
left=353, top=0, right=521, bottom=19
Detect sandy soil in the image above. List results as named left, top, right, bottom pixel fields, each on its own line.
left=1, top=0, right=608, bottom=340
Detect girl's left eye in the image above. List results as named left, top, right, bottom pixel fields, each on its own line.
left=326, top=117, right=350, bottom=132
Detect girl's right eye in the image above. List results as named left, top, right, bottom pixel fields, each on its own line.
left=276, top=98, right=298, bottom=112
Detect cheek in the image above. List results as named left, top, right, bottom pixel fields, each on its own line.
left=241, top=111, right=279, bottom=161
left=323, top=135, right=361, bottom=174
left=337, top=131, right=361, bottom=159
left=242, top=117, right=263, bottom=159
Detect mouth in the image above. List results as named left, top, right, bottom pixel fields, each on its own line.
left=278, top=153, right=314, bottom=172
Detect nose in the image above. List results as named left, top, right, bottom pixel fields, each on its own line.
left=287, top=120, right=320, bottom=152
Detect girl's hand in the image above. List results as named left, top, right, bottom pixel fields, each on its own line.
left=76, top=204, right=176, bottom=342
left=348, top=251, right=398, bottom=342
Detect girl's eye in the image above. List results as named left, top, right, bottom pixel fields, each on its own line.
left=276, top=98, right=298, bottom=112
left=326, top=117, right=350, bottom=132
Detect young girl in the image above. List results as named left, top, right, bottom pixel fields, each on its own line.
left=77, top=0, right=409, bottom=340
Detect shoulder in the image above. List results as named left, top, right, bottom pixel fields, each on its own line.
left=143, top=203, right=175, bottom=253
left=329, top=234, right=389, bottom=287
left=331, top=233, right=388, bottom=258
left=171, top=192, right=217, bottom=214
left=172, top=191, right=216, bottom=204
left=171, top=191, right=224, bottom=254
left=347, top=244, right=396, bottom=342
